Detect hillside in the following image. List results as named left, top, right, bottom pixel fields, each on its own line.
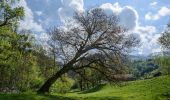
left=64, top=76, right=170, bottom=100
left=0, top=76, right=170, bottom=100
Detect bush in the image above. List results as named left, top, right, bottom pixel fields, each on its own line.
left=154, top=56, right=170, bottom=75
left=50, top=74, right=74, bottom=93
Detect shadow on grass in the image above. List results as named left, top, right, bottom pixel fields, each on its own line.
left=161, top=92, right=170, bottom=98
left=73, top=96, right=122, bottom=100
left=79, top=84, right=106, bottom=94
left=0, top=93, right=75, bottom=100
left=0, top=93, right=121, bottom=100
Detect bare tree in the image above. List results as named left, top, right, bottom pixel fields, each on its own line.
left=37, top=8, right=139, bottom=93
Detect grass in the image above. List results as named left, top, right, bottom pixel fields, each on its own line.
left=0, top=93, right=75, bottom=100
left=61, top=75, right=170, bottom=100
left=0, top=76, right=170, bottom=100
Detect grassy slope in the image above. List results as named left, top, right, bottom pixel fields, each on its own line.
left=0, top=76, right=170, bottom=100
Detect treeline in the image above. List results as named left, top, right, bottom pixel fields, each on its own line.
left=0, top=0, right=57, bottom=92
left=127, top=22, right=170, bottom=79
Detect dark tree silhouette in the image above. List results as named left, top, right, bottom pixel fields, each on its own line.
left=159, top=22, right=170, bottom=49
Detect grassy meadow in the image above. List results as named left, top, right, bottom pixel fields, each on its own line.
left=0, top=76, right=170, bottom=100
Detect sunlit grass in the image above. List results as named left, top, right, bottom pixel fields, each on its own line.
left=63, top=76, right=170, bottom=100
left=0, top=76, right=170, bottom=100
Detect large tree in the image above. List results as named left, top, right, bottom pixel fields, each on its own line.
left=38, top=8, right=139, bottom=93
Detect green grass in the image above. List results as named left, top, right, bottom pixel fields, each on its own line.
left=0, top=93, right=74, bottom=100
left=62, top=76, right=170, bottom=100
left=0, top=76, right=170, bottom=100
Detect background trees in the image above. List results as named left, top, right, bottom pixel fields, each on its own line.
left=0, top=0, right=47, bottom=92
left=155, top=22, right=170, bottom=75
left=0, top=0, right=24, bottom=27
left=0, top=0, right=25, bottom=91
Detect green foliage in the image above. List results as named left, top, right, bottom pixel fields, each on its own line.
left=154, top=56, right=170, bottom=75
left=0, top=0, right=24, bottom=28
left=75, top=64, right=109, bottom=91
left=0, top=0, right=44, bottom=92
left=0, top=27, right=44, bottom=91
left=50, top=74, right=74, bottom=94
left=0, top=25, right=55, bottom=92
left=32, top=46, right=57, bottom=80
left=127, top=59, right=159, bottom=79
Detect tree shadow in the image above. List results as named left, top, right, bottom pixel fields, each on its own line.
left=161, top=92, right=170, bottom=98
left=0, top=93, right=75, bottom=100
left=43, top=94, right=75, bottom=100
left=79, top=84, right=106, bottom=94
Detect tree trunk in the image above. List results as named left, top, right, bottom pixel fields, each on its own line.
left=86, top=82, right=89, bottom=89
left=37, top=67, right=68, bottom=94
left=79, top=79, right=83, bottom=91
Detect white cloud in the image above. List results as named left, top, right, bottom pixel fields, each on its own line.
left=12, top=0, right=48, bottom=48
left=136, top=33, right=161, bottom=55
left=119, top=7, right=139, bottom=30
left=34, top=32, right=49, bottom=50
left=35, top=11, right=43, bottom=16
left=145, top=6, right=170, bottom=20
left=145, top=12, right=152, bottom=20
left=150, top=2, right=157, bottom=6
left=35, top=32, right=49, bottom=42
left=100, top=3, right=138, bottom=30
left=135, top=26, right=156, bottom=36
left=100, top=3, right=122, bottom=14
left=134, top=25, right=161, bottom=55
left=16, top=0, right=44, bottom=32
left=100, top=2, right=160, bottom=55
left=57, top=1, right=161, bottom=55
left=58, top=0, right=84, bottom=23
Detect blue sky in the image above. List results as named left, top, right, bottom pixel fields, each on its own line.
left=17, top=0, right=170, bottom=55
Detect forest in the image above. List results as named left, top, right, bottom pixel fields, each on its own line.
left=0, top=0, right=170, bottom=100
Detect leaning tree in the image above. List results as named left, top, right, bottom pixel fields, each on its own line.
left=38, top=8, right=139, bottom=93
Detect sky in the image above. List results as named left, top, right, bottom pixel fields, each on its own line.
left=16, top=0, right=170, bottom=55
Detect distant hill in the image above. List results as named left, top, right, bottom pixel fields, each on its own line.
left=149, top=51, right=170, bottom=57
left=129, top=51, right=170, bottom=61
left=128, top=54, right=149, bottom=61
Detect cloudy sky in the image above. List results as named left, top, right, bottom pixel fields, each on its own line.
left=17, top=0, right=170, bottom=55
